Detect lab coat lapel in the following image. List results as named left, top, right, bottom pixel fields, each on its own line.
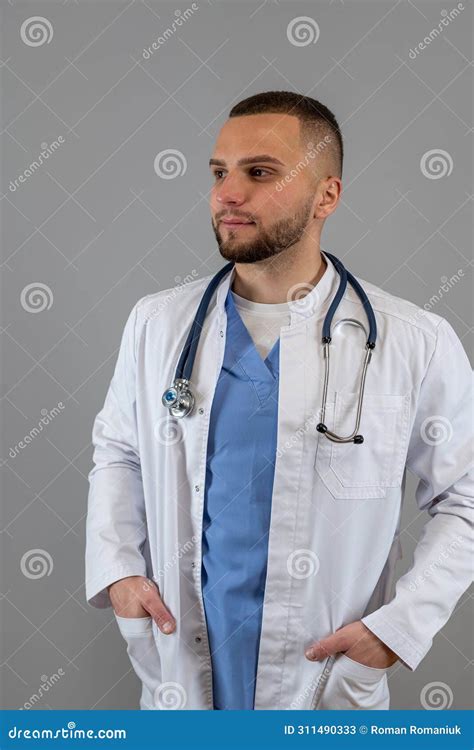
left=253, top=320, right=310, bottom=708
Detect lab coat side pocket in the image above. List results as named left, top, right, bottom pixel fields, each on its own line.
left=114, top=613, right=162, bottom=709
left=315, top=652, right=390, bottom=710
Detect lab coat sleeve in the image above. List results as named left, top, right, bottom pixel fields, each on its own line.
left=361, top=317, right=474, bottom=670
left=85, top=299, right=148, bottom=609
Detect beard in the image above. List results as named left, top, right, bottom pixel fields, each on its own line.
left=212, top=196, right=314, bottom=264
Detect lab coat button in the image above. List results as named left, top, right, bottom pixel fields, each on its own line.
left=198, top=408, right=204, bottom=415
left=194, top=485, right=200, bottom=492
left=194, top=636, right=202, bottom=643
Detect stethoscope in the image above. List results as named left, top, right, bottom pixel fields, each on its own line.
left=161, top=252, right=377, bottom=444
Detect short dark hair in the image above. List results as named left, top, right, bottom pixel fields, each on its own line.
left=229, top=91, right=343, bottom=177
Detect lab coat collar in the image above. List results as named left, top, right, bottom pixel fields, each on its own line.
left=214, top=250, right=338, bottom=326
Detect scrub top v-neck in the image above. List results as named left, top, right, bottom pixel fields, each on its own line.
left=201, top=288, right=284, bottom=710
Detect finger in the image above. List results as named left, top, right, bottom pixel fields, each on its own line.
left=144, top=590, right=176, bottom=634
left=305, top=633, right=346, bottom=661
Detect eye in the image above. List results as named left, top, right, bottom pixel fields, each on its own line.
left=250, top=167, right=271, bottom=177
left=211, top=167, right=272, bottom=180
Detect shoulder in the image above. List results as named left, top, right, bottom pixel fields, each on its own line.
left=342, top=270, right=473, bottom=378
left=128, top=272, right=216, bottom=343
left=343, top=270, right=453, bottom=342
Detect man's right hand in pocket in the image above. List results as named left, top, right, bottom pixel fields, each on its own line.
left=108, top=575, right=176, bottom=635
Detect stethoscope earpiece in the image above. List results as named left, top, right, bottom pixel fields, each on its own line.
left=317, top=422, right=364, bottom=444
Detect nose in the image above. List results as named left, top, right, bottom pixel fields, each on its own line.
left=215, top=172, right=247, bottom=207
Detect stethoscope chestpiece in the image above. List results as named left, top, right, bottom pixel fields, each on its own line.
left=161, top=378, right=195, bottom=419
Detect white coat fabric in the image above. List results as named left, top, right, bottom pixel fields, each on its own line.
left=85, top=251, right=473, bottom=710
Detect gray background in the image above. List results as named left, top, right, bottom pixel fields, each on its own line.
left=1, top=0, right=472, bottom=711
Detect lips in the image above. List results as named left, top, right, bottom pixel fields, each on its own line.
left=220, top=219, right=254, bottom=226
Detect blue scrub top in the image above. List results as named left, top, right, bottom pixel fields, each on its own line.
left=201, top=288, right=280, bottom=710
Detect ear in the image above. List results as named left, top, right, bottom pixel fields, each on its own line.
left=313, top=177, right=341, bottom=220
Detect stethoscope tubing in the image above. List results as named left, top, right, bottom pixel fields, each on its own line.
left=163, top=252, right=377, bottom=442
left=176, top=261, right=233, bottom=382
left=323, top=252, right=376, bottom=347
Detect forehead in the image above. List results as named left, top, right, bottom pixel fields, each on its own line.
left=212, top=113, right=302, bottom=162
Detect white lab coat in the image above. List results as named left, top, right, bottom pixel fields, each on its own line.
left=85, top=251, right=473, bottom=710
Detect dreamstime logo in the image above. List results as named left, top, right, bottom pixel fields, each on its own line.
left=145, top=270, right=199, bottom=323
left=420, top=681, right=454, bottom=709
left=290, top=663, right=332, bottom=708
left=154, top=149, right=187, bottom=179
left=20, top=549, right=53, bottom=579
left=153, top=416, right=186, bottom=445
left=276, top=137, right=332, bottom=191
left=287, top=281, right=319, bottom=314
left=8, top=723, right=126, bottom=740
left=408, top=4, right=465, bottom=59
left=420, top=149, right=453, bottom=179
left=409, top=269, right=465, bottom=323
left=290, top=675, right=320, bottom=709
left=276, top=412, right=319, bottom=460
left=287, top=16, right=320, bottom=47
left=9, top=403, right=65, bottom=459
left=154, top=535, right=198, bottom=579
left=20, top=669, right=65, bottom=709
left=408, top=535, right=463, bottom=592
left=9, top=137, right=65, bottom=192
left=20, top=16, right=53, bottom=46
left=420, top=415, right=453, bottom=445
left=154, top=681, right=187, bottom=709
left=142, top=4, right=199, bottom=59
left=20, top=283, right=53, bottom=313
left=287, top=549, right=320, bottom=579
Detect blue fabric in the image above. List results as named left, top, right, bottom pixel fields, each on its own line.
left=201, top=289, right=280, bottom=710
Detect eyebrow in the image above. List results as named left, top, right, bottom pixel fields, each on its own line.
left=209, top=155, right=285, bottom=168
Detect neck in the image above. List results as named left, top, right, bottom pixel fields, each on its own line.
left=230, top=247, right=327, bottom=304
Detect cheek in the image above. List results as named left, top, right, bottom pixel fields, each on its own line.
left=251, top=186, right=282, bottom=214
left=277, top=184, right=309, bottom=217
left=266, top=179, right=298, bottom=207
left=257, top=199, right=282, bottom=225
left=209, top=194, right=219, bottom=216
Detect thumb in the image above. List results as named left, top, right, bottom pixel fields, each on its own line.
left=305, top=627, right=348, bottom=661
left=144, top=585, right=176, bottom=635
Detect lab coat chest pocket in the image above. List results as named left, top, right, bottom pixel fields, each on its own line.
left=314, top=392, right=410, bottom=499
left=114, top=614, right=162, bottom=708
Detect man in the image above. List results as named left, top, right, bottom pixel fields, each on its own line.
left=85, top=91, right=473, bottom=710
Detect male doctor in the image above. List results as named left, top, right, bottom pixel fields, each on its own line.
left=85, top=91, right=473, bottom=711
